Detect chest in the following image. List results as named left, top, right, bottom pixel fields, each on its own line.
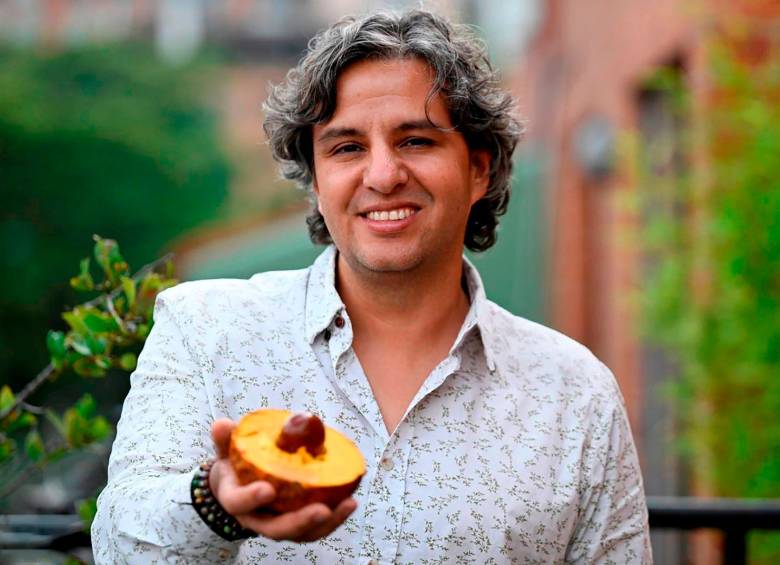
left=354, top=342, right=448, bottom=434
left=205, top=331, right=586, bottom=562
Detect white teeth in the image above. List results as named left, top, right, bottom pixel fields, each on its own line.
left=366, top=208, right=416, bottom=221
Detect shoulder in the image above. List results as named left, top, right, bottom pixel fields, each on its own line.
left=483, top=300, right=622, bottom=403
left=155, top=267, right=311, bottom=322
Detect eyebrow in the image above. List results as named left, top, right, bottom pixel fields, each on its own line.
left=315, top=119, right=445, bottom=144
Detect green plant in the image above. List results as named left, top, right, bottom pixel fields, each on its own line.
left=638, top=13, right=780, bottom=564
left=0, top=236, right=177, bottom=503
left=0, top=43, right=229, bottom=399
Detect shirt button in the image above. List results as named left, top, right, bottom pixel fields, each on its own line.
left=379, top=456, right=394, bottom=471
left=334, top=315, right=345, bottom=328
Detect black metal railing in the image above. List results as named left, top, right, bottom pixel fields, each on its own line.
left=2, top=497, right=780, bottom=563
left=648, top=496, right=780, bottom=565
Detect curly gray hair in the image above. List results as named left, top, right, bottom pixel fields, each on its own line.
left=263, top=9, right=524, bottom=252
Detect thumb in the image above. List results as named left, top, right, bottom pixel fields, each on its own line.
left=212, top=418, right=236, bottom=459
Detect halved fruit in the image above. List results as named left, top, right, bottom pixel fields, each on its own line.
left=229, top=409, right=365, bottom=513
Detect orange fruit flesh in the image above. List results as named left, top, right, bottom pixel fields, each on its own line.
left=231, top=409, right=365, bottom=488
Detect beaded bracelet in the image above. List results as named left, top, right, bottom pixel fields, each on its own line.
left=190, top=459, right=256, bottom=541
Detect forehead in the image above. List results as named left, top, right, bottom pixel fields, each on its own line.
left=335, top=57, right=434, bottom=97
left=318, top=57, right=451, bottom=128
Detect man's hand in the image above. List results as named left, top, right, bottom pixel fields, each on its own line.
left=209, top=419, right=357, bottom=542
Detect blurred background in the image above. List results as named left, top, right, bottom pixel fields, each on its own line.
left=1, top=0, right=778, bottom=563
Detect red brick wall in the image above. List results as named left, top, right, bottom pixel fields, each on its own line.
left=513, top=0, right=702, bottom=441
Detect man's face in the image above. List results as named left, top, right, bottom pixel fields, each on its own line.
left=311, top=57, right=490, bottom=277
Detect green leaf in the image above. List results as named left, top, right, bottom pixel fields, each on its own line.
left=119, top=352, right=137, bottom=371
left=68, top=334, right=92, bottom=356
left=24, top=429, right=45, bottom=462
left=93, top=236, right=128, bottom=284
left=6, top=411, right=36, bottom=433
left=63, top=310, right=91, bottom=336
left=121, top=276, right=137, bottom=310
left=89, top=416, right=110, bottom=441
left=46, top=330, right=67, bottom=361
left=0, top=385, right=14, bottom=413
left=74, top=395, right=97, bottom=419
left=82, top=311, right=119, bottom=334
left=94, top=355, right=111, bottom=370
left=135, top=273, right=176, bottom=318
left=76, top=497, right=98, bottom=531
left=69, top=257, right=95, bottom=291
left=0, top=438, right=15, bottom=460
left=79, top=257, right=91, bottom=277
left=72, top=357, right=107, bottom=378
left=86, top=334, right=108, bottom=355
left=68, top=332, right=107, bottom=357
left=62, top=395, right=112, bottom=449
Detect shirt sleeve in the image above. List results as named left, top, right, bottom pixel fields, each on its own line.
left=564, top=369, right=653, bottom=564
left=91, top=290, right=241, bottom=564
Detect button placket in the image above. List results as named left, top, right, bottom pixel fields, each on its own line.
left=379, top=456, right=394, bottom=471
left=360, top=431, right=410, bottom=564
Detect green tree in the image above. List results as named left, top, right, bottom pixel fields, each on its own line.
left=640, top=16, right=780, bottom=564
left=0, top=44, right=230, bottom=395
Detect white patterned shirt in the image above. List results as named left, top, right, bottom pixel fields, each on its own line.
left=92, top=245, right=652, bottom=564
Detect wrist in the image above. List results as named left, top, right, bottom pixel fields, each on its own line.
left=191, top=459, right=256, bottom=541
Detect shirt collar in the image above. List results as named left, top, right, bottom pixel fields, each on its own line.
left=458, top=255, right=498, bottom=372
left=303, top=245, right=498, bottom=372
left=304, top=245, right=344, bottom=345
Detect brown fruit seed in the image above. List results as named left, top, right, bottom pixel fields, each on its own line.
left=276, top=412, right=326, bottom=456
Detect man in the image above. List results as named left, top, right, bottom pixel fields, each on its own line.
left=93, top=9, right=652, bottom=564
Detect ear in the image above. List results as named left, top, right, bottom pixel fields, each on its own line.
left=469, top=149, right=491, bottom=204
left=312, top=174, right=323, bottom=214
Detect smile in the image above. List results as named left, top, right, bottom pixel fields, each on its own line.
left=363, top=207, right=418, bottom=221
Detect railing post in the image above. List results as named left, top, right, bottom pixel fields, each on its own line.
left=723, top=528, right=747, bottom=565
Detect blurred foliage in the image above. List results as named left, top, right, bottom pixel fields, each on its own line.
left=0, top=43, right=229, bottom=394
left=0, top=237, right=176, bottom=505
left=76, top=495, right=98, bottom=533
left=638, top=13, right=780, bottom=564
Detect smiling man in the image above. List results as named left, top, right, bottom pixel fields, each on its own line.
left=93, top=10, right=652, bottom=564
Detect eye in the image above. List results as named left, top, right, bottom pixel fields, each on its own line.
left=402, top=137, right=434, bottom=148
left=332, top=143, right=363, bottom=155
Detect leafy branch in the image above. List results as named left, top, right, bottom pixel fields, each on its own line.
left=0, top=236, right=177, bottom=503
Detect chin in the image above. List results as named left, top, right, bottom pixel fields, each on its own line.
left=346, top=246, right=424, bottom=275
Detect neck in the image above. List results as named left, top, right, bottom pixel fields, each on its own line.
left=336, top=251, right=470, bottom=341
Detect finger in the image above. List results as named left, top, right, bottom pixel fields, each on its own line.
left=212, top=462, right=277, bottom=515
left=239, top=503, right=332, bottom=541
left=211, top=419, right=236, bottom=459
left=298, top=497, right=358, bottom=542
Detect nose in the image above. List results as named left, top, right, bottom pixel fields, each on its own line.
left=362, top=144, right=408, bottom=194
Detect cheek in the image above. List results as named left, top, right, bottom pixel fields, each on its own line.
left=314, top=165, right=356, bottom=205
